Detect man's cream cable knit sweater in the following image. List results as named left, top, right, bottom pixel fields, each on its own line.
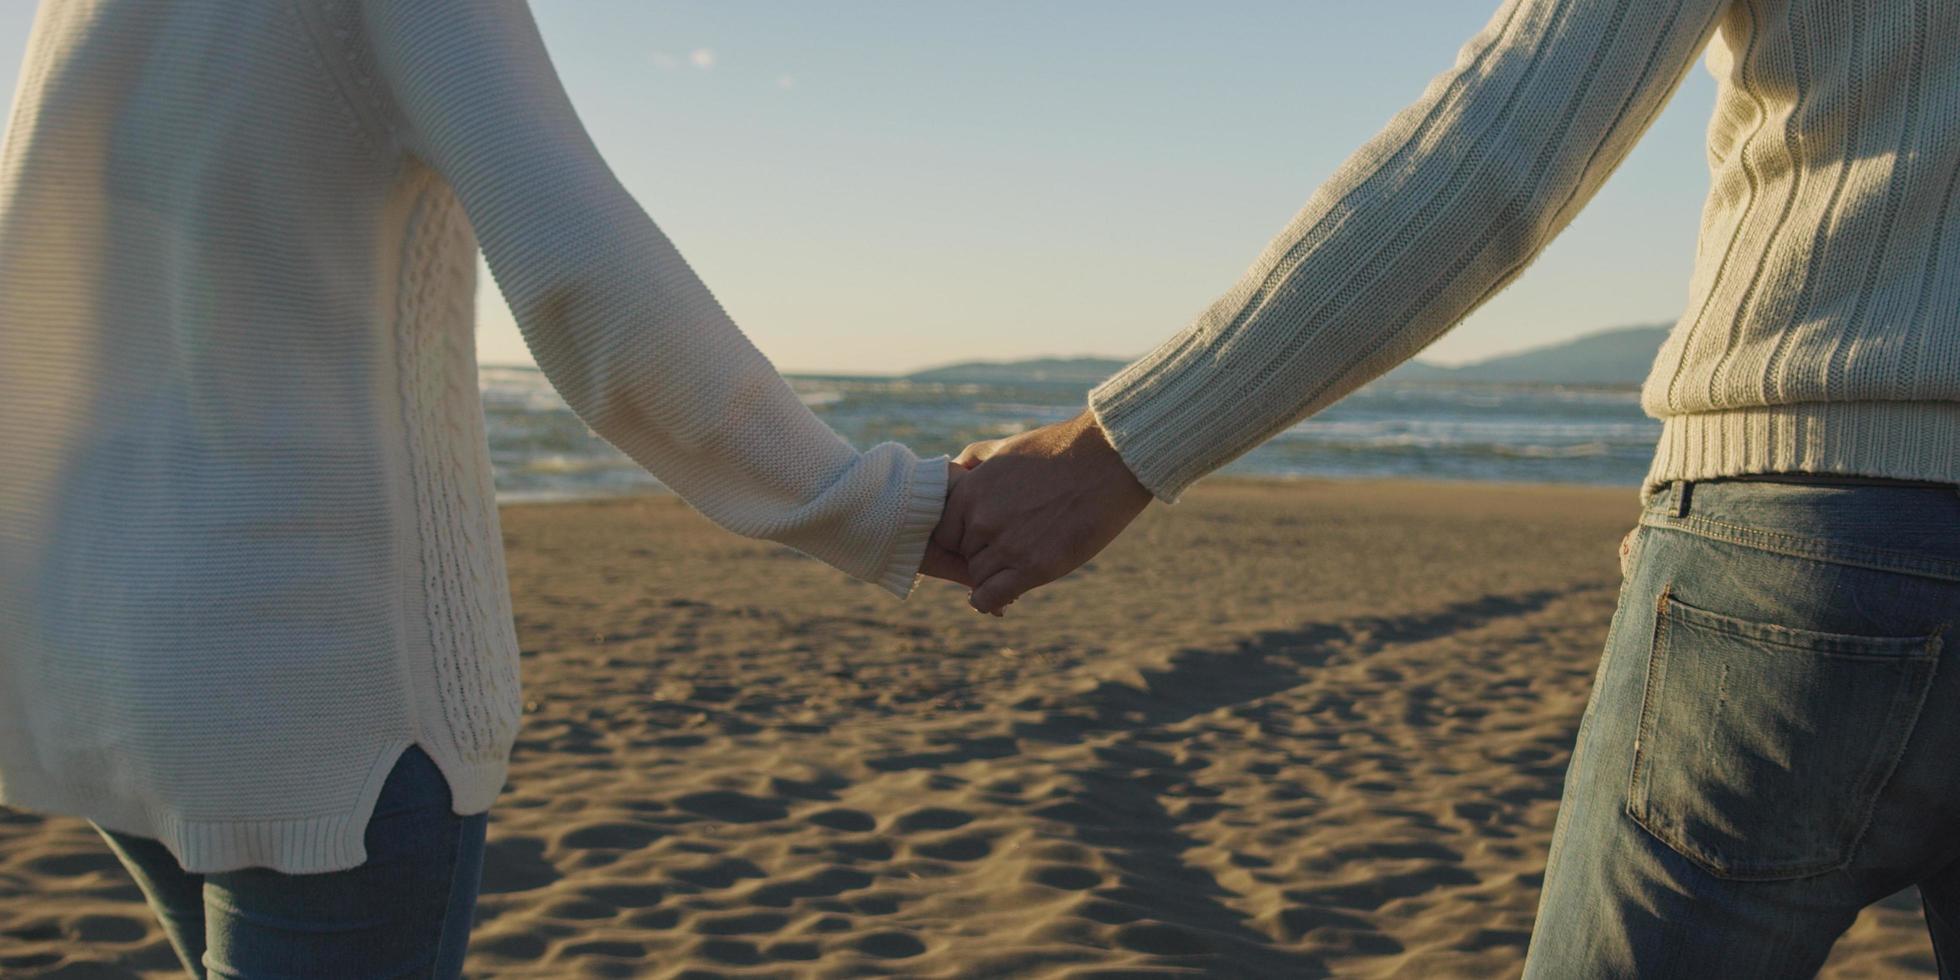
left=1092, top=0, right=1960, bottom=501
left=0, top=0, right=943, bottom=873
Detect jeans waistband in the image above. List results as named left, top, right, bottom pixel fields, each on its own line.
left=1707, top=473, right=1960, bottom=491
left=1651, top=474, right=1960, bottom=519
left=1640, top=476, right=1960, bottom=583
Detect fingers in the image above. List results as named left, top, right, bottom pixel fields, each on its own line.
left=969, top=567, right=1035, bottom=616
left=930, top=460, right=967, bottom=555
left=953, top=478, right=991, bottom=560
left=955, top=439, right=1000, bottom=468
left=964, top=545, right=1008, bottom=588
left=918, top=541, right=975, bottom=587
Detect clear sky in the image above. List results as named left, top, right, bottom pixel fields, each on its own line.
left=0, top=2, right=1719, bottom=375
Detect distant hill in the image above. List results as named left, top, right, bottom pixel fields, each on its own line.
left=1381, top=324, right=1670, bottom=386
left=903, top=356, right=1130, bottom=385
left=900, top=324, right=1672, bottom=388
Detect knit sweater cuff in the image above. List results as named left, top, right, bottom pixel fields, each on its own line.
left=873, top=454, right=948, bottom=599
left=1087, top=333, right=1217, bottom=503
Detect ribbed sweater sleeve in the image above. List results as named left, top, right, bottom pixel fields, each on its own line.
left=1089, top=0, right=1731, bottom=501
left=359, top=0, right=943, bottom=597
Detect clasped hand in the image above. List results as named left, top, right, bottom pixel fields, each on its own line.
left=918, top=411, right=1153, bottom=615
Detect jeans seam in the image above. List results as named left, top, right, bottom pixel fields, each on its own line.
left=425, top=814, right=465, bottom=978
left=1543, top=533, right=1644, bottom=880
left=1623, top=584, right=1672, bottom=825
left=1839, top=632, right=1945, bottom=873
left=1664, top=592, right=1944, bottom=657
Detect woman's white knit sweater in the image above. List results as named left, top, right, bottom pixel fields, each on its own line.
left=0, top=0, right=944, bottom=873
left=1093, top=0, right=1960, bottom=501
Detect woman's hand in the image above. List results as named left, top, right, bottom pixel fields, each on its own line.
left=918, top=461, right=977, bottom=587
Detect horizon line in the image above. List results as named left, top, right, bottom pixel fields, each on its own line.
left=475, top=321, right=1673, bottom=378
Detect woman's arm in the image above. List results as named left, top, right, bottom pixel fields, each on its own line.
left=359, top=0, right=946, bottom=597
left=1089, top=0, right=1731, bottom=501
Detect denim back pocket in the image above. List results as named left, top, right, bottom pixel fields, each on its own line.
left=1625, top=590, right=1941, bottom=880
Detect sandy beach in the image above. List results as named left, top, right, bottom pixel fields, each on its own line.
left=0, top=479, right=1937, bottom=978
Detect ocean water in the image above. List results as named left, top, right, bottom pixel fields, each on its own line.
left=480, top=366, right=1662, bottom=501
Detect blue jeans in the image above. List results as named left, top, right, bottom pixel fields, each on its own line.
left=95, top=746, right=487, bottom=979
left=1524, top=478, right=1960, bottom=978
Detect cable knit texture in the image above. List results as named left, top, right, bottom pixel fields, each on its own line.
left=0, top=0, right=943, bottom=874
left=1091, top=0, right=1960, bottom=501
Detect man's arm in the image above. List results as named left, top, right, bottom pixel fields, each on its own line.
left=944, top=0, right=1731, bottom=612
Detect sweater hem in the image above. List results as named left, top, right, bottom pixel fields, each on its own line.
left=1644, top=402, right=1960, bottom=493
left=0, top=742, right=508, bottom=875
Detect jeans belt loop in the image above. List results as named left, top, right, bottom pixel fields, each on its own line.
left=1670, top=480, right=1693, bottom=518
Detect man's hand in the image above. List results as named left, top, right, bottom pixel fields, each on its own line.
left=933, top=411, right=1153, bottom=614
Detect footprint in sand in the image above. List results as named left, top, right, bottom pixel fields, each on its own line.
left=762, top=940, right=821, bottom=961
left=576, top=883, right=665, bottom=909
left=1113, top=921, right=1213, bottom=956
left=559, top=822, right=665, bottom=850
left=890, top=806, right=974, bottom=833
left=672, top=791, right=789, bottom=824
left=805, top=807, right=875, bottom=832
left=912, top=833, right=994, bottom=862
left=693, top=911, right=789, bottom=936
left=668, top=857, right=767, bottom=890
left=854, top=930, right=927, bottom=959
left=478, top=836, right=559, bottom=894
left=560, top=939, right=646, bottom=958
left=1028, top=864, right=1103, bottom=891
left=71, top=914, right=147, bottom=943
left=695, top=937, right=764, bottom=966
left=24, top=851, right=122, bottom=878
